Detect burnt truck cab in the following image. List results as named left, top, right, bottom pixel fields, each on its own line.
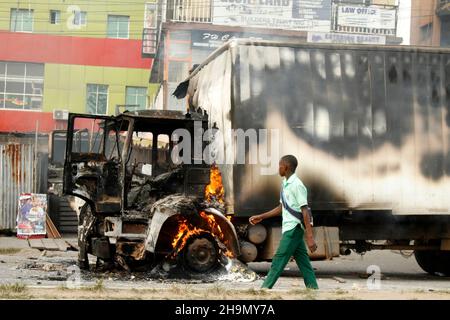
left=63, top=109, right=239, bottom=272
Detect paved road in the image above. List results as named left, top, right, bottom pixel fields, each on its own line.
left=0, top=237, right=449, bottom=299
left=249, top=250, right=450, bottom=292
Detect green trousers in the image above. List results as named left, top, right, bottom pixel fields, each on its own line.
left=262, top=225, right=319, bottom=289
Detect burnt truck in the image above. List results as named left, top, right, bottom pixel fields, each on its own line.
left=63, top=110, right=240, bottom=272
left=172, top=39, right=450, bottom=276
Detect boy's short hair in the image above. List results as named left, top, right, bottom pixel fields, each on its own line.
left=281, top=155, right=298, bottom=171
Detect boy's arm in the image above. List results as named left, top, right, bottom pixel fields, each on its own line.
left=249, top=205, right=282, bottom=225
left=301, top=206, right=317, bottom=253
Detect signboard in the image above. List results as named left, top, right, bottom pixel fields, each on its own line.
left=191, top=30, right=267, bottom=49
left=307, top=31, right=386, bottom=44
left=142, top=2, right=160, bottom=57
left=16, top=193, right=47, bottom=239
left=212, top=0, right=332, bottom=32
left=191, top=30, right=295, bottom=50
left=144, top=2, right=158, bottom=29
left=336, top=5, right=396, bottom=31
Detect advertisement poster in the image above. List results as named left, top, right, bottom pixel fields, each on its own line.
left=213, top=0, right=332, bottom=32
left=16, top=193, right=47, bottom=239
left=337, top=5, right=397, bottom=31
left=307, top=31, right=386, bottom=45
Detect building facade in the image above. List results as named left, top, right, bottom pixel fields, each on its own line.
left=0, top=0, right=157, bottom=134
left=410, top=0, right=450, bottom=47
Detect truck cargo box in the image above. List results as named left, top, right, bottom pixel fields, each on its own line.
left=175, top=40, right=450, bottom=217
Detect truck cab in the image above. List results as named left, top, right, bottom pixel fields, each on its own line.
left=63, top=109, right=239, bottom=272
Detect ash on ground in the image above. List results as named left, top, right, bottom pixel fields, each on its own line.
left=17, top=252, right=259, bottom=284
left=146, top=258, right=259, bottom=283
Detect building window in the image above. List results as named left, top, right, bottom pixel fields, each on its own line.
left=50, top=10, right=60, bottom=24
left=107, top=15, right=130, bottom=39
left=168, top=61, right=190, bottom=83
left=86, top=84, right=108, bottom=115
left=126, top=87, right=147, bottom=110
left=10, top=9, right=33, bottom=32
left=420, top=23, right=433, bottom=42
left=0, top=61, right=44, bottom=110
left=73, top=11, right=87, bottom=26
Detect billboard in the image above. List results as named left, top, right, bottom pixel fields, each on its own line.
left=16, top=193, right=47, bottom=239
left=307, top=31, right=386, bottom=44
left=142, top=2, right=161, bottom=57
left=336, top=5, right=397, bottom=32
left=212, top=0, right=332, bottom=32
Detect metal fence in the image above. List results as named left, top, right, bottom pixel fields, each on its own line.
left=0, top=143, right=37, bottom=230
left=169, top=0, right=211, bottom=23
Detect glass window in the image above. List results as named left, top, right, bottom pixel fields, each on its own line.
left=86, top=84, right=108, bottom=115
left=169, top=31, right=191, bottom=41
left=73, top=11, right=87, bottom=26
left=26, top=63, right=44, bottom=77
left=169, top=42, right=191, bottom=59
left=5, top=80, right=24, bottom=93
left=7, top=62, right=26, bottom=77
left=72, top=118, right=104, bottom=154
left=50, top=10, right=60, bottom=24
left=5, top=94, right=25, bottom=109
left=168, top=61, right=190, bottom=83
left=10, top=9, right=33, bottom=32
left=107, top=15, right=129, bottom=39
left=126, top=87, right=147, bottom=110
left=0, top=61, right=44, bottom=110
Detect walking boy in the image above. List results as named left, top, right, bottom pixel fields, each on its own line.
left=249, top=155, right=319, bottom=289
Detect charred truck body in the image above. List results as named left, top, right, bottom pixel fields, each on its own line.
left=63, top=110, right=239, bottom=272
left=173, top=40, right=450, bottom=275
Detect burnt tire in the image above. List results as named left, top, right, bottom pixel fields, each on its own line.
left=414, top=243, right=450, bottom=276
left=179, top=233, right=219, bottom=273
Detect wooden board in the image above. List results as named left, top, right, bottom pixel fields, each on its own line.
left=28, top=239, right=45, bottom=250
left=28, top=239, right=69, bottom=251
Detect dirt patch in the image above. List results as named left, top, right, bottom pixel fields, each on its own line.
left=1, top=285, right=450, bottom=300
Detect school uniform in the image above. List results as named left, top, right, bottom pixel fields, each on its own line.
left=262, top=174, right=319, bottom=289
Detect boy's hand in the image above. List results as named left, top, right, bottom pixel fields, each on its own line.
left=306, top=236, right=318, bottom=253
left=249, top=215, right=263, bottom=225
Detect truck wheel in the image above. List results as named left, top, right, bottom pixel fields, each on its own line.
left=414, top=244, right=450, bottom=276
left=180, top=234, right=219, bottom=273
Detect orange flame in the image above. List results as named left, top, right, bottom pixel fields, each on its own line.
left=205, top=164, right=225, bottom=204
left=171, top=211, right=234, bottom=258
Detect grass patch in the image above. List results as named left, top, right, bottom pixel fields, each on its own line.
left=0, top=248, right=21, bottom=255
left=84, top=279, right=105, bottom=292
left=0, top=283, right=27, bottom=293
left=335, top=289, right=349, bottom=295
left=244, top=288, right=268, bottom=296
left=414, top=289, right=425, bottom=293
left=131, top=288, right=157, bottom=294
left=169, top=284, right=183, bottom=295
left=0, top=283, right=29, bottom=299
left=206, top=283, right=226, bottom=295
left=286, top=288, right=318, bottom=299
